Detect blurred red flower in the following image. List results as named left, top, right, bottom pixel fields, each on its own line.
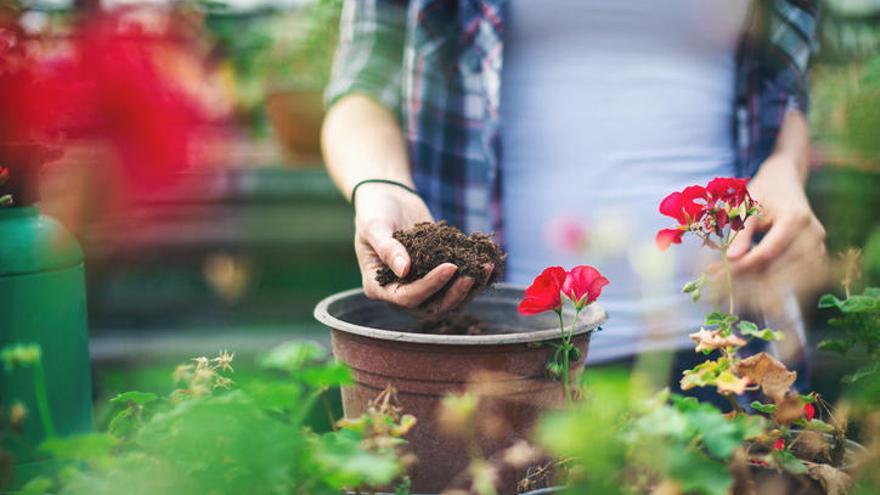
left=1, top=9, right=212, bottom=196
left=774, top=438, right=785, bottom=451
left=804, top=402, right=815, bottom=422
left=518, top=266, right=567, bottom=315
left=562, top=265, right=609, bottom=309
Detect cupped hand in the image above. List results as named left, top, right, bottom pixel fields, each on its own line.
left=354, top=183, right=492, bottom=316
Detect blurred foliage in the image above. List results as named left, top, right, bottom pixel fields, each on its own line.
left=820, top=0, right=880, bottom=63
left=200, top=0, right=342, bottom=135
left=818, top=280, right=880, bottom=383
left=2, top=342, right=412, bottom=495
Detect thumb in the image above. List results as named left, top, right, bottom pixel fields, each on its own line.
left=362, top=220, right=410, bottom=277
left=727, top=219, right=757, bottom=260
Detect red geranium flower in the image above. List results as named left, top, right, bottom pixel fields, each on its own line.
left=518, top=266, right=567, bottom=315
left=656, top=178, right=759, bottom=250
left=562, top=265, right=609, bottom=309
left=706, top=177, right=750, bottom=206
left=656, top=185, right=709, bottom=251
left=659, top=185, right=709, bottom=226
left=804, top=402, right=815, bottom=422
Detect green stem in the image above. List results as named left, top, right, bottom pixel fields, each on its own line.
left=556, top=310, right=572, bottom=408
left=721, top=248, right=735, bottom=315
left=32, top=360, right=55, bottom=439
left=723, top=393, right=744, bottom=415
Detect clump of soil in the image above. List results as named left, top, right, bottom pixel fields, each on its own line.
left=418, top=312, right=492, bottom=335
left=376, top=221, right=506, bottom=305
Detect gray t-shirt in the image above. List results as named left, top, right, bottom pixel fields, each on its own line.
left=500, top=0, right=752, bottom=362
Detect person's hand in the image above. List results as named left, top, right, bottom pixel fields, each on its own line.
left=354, top=183, right=490, bottom=316
left=726, top=154, right=827, bottom=287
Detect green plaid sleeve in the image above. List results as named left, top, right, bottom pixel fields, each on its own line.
left=325, top=0, right=406, bottom=114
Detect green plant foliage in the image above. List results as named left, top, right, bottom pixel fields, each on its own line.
left=626, top=393, right=767, bottom=495
left=537, top=376, right=633, bottom=495
left=3, top=345, right=411, bottom=495
left=818, top=286, right=880, bottom=383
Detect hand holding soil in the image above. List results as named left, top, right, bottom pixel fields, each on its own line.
left=375, top=221, right=505, bottom=320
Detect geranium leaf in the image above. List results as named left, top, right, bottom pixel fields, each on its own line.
left=818, top=294, right=843, bottom=309
left=750, top=401, right=777, bottom=415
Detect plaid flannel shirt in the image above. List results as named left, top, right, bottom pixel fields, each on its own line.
left=326, top=0, right=818, bottom=238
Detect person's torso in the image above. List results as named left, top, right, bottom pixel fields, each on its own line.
left=499, top=0, right=752, bottom=361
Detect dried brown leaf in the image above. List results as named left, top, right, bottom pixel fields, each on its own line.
left=689, top=328, right=747, bottom=353
left=775, top=393, right=806, bottom=424
left=735, top=353, right=796, bottom=401
left=804, top=461, right=854, bottom=495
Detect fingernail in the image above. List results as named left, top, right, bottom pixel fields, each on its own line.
left=392, top=255, right=407, bottom=277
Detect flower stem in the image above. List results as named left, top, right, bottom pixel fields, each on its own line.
left=556, top=310, right=573, bottom=408
left=721, top=248, right=734, bottom=315
left=32, top=359, right=55, bottom=439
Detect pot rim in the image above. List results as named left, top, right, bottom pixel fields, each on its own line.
left=314, top=284, right=608, bottom=346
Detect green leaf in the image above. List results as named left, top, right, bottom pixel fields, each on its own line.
left=843, top=361, right=880, bottom=383
left=18, top=476, right=54, bottom=495
left=737, top=320, right=758, bottom=334
left=259, top=341, right=328, bottom=373
left=312, top=429, right=402, bottom=488
left=818, top=294, right=843, bottom=309
left=840, top=294, right=880, bottom=313
left=817, top=338, right=854, bottom=355
left=777, top=450, right=808, bottom=475
left=107, top=407, right=136, bottom=437
left=738, top=322, right=783, bottom=342
left=705, top=311, right=727, bottom=326
left=800, top=419, right=836, bottom=433
left=40, top=433, right=118, bottom=462
left=110, top=391, right=158, bottom=406
left=750, top=401, right=777, bottom=415
left=296, top=362, right=354, bottom=388
left=735, top=414, right=768, bottom=440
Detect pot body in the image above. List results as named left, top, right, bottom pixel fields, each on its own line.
left=317, top=286, right=606, bottom=494
left=265, top=89, right=324, bottom=163
left=0, top=207, right=93, bottom=477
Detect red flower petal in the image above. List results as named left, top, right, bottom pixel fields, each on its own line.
left=655, top=228, right=685, bottom=251
left=518, top=266, right=567, bottom=315
left=804, top=402, right=815, bottom=422
left=774, top=438, right=785, bottom=452
left=707, top=177, right=751, bottom=206
left=562, top=265, right=609, bottom=308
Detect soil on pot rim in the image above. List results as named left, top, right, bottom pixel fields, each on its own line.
left=376, top=221, right=506, bottom=305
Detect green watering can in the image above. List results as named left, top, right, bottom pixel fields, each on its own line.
left=0, top=144, right=93, bottom=485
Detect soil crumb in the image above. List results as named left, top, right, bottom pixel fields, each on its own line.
left=376, top=221, right=506, bottom=303
left=419, top=312, right=492, bottom=335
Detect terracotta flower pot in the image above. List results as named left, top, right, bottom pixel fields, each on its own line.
left=314, top=284, right=607, bottom=494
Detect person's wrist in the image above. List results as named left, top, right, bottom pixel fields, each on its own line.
left=353, top=180, right=418, bottom=212
left=764, top=148, right=809, bottom=184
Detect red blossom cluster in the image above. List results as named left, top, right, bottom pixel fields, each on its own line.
left=1, top=9, right=212, bottom=193
left=656, top=177, right=759, bottom=251
left=518, top=265, right=609, bottom=315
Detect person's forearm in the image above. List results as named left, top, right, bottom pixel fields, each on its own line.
left=321, top=94, right=413, bottom=201
left=758, top=109, right=811, bottom=185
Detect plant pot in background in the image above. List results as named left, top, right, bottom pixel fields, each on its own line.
left=741, top=437, right=866, bottom=495
left=0, top=143, right=93, bottom=489
left=315, top=285, right=607, bottom=494
left=265, top=88, right=324, bottom=165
